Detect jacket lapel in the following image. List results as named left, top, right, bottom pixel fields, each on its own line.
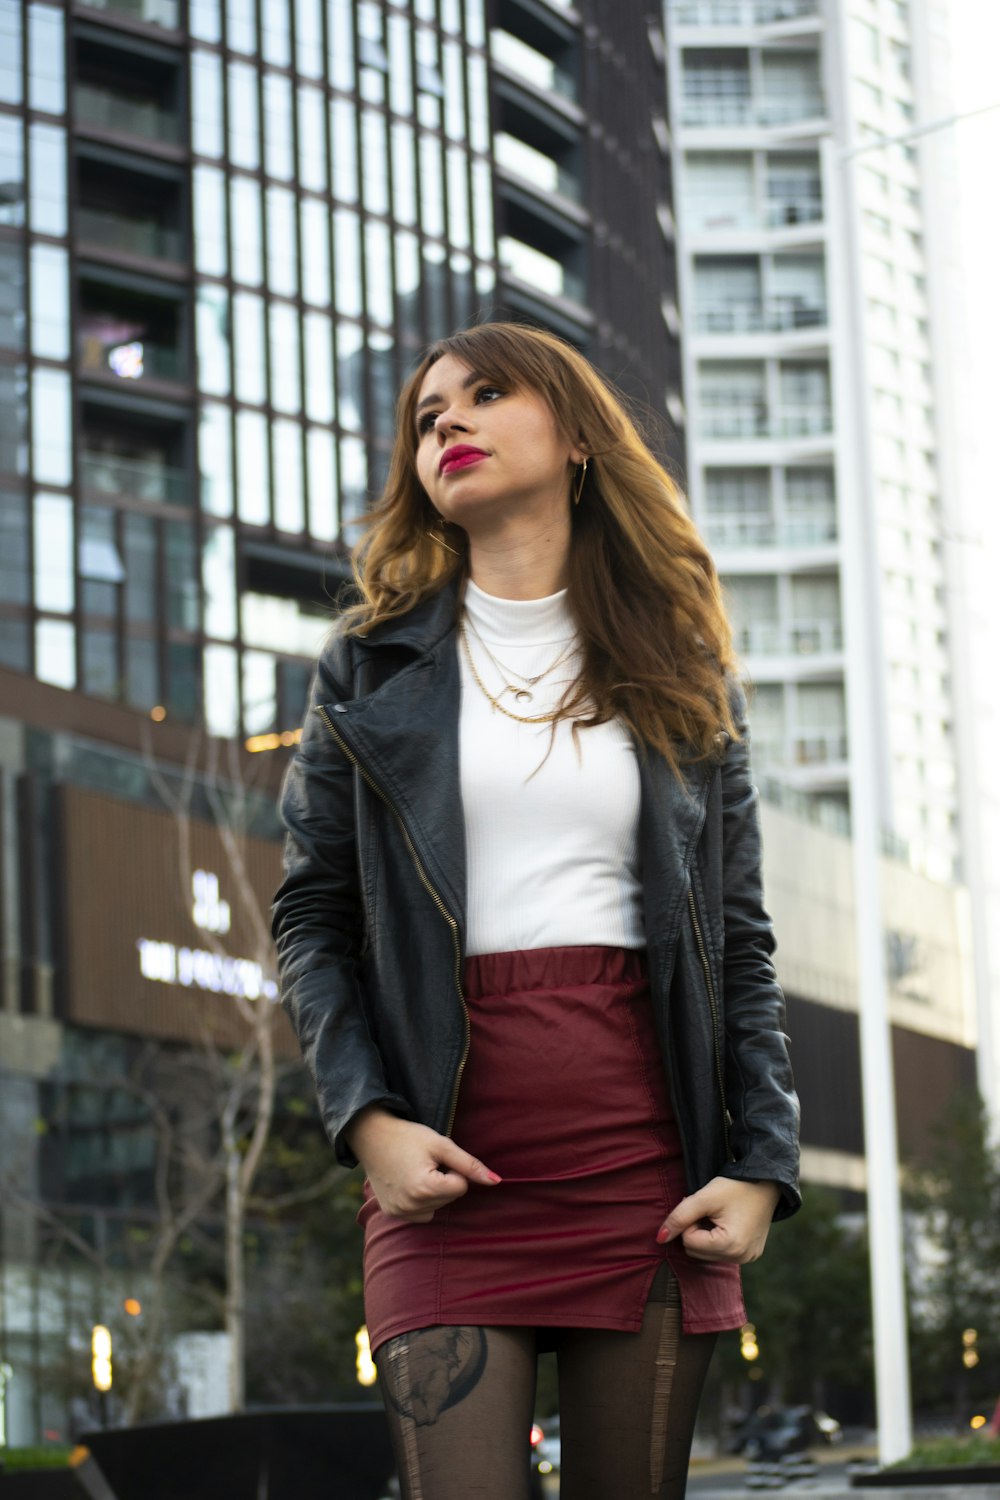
left=638, top=750, right=713, bottom=946
left=320, top=592, right=468, bottom=936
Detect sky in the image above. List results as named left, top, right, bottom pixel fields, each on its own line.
left=945, top=0, right=1000, bottom=1116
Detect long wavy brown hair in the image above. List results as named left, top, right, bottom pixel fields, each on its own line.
left=343, top=322, right=740, bottom=772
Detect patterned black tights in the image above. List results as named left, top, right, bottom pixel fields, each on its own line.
left=375, top=1264, right=717, bottom=1500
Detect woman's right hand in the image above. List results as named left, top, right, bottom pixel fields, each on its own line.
left=345, top=1106, right=502, bottom=1222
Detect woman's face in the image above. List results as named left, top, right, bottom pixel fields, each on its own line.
left=413, top=353, right=581, bottom=531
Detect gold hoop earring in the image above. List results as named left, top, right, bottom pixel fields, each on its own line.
left=573, top=458, right=589, bottom=506
left=426, top=520, right=461, bottom=557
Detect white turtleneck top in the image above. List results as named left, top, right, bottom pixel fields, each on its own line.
left=459, top=579, right=644, bottom=957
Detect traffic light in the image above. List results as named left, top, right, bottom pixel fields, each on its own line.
left=91, top=1325, right=112, bottom=1392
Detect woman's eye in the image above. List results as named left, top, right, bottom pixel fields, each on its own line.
left=476, top=385, right=503, bottom=404
left=417, top=411, right=438, bottom=434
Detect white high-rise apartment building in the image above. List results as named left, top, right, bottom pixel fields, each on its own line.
left=664, top=0, right=960, bottom=885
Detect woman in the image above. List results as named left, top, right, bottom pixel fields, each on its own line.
left=272, top=322, right=800, bottom=1500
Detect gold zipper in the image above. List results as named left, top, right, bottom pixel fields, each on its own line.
left=687, top=886, right=733, bottom=1161
left=316, top=705, right=470, bottom=1135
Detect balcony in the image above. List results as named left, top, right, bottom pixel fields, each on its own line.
left=79, top=332, right=186, bottom=383
left=766, top=195, right=823, bottom=227
left=681, top=94, right=826, bottom=128
left=704, top=512, right=838, bottom=546
left=77, top=206, right=184, bottom=263
left=81, top=451, right=191, bottom=507
left=494, top=132, right=583, bottom=204
left=735, top=619, right=843, bottom=655
left=671, top=0, right=818, bottom=22
left=75, top=83, right=183, bottom=147
left=694, top=298, right=827, bottom=333
left=498, top=235, right=587, bottom=307
left=77, top=0, right=180, bottom=29
left=793, top=729, right=849, bottom=765
left=699, top=402, right=833, bottom=440
left=77, top=273, right=189, bottom=391
left=490, top=29, right=578, bottom=105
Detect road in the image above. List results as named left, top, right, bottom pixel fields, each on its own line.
left=539, top=1455, right=876, bottom=1498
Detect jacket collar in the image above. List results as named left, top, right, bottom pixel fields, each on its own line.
left=352, top=578, right=462, bottom=659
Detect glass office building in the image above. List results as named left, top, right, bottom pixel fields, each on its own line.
left=0, top=0, right=680, bottom=743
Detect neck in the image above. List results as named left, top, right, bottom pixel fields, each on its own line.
left=466, top=514, right=572, bottom=601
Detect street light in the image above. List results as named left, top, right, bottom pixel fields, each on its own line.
left=962, top=1328, right=980, bottom=1370
left=91, top=1326, right=112, bottom=1394
left=355, top=1326, right=377, bottom=1388
left=740, top=1323, right=760, bottom=1362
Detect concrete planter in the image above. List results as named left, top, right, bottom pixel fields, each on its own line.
left=851, top=1467, right=1000, bottom=1491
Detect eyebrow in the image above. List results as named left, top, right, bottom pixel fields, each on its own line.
left=414, top=368, right=489, bottom=418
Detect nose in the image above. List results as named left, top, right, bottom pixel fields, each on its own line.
left=434, top=402, right=471, bottom=441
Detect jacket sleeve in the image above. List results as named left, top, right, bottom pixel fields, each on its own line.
left=718, top=679, right=802, bottom=1218
left=271, top=631, right=414, bottom=1167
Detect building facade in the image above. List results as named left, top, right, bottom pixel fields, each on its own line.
left=0, top=0, right=680, bottom=748
left=665, top=0, right=962, bottom=886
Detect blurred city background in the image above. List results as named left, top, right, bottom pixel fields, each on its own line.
left=0, top=0, right=999, bottom=1486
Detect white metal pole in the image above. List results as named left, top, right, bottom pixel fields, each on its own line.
left=822, top=131, right=913, bottom=1464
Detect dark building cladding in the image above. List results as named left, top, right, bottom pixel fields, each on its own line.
left=0, top=0, right=682, bottom=744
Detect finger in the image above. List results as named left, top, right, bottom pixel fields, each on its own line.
left=434, top=1138, right=502, bottom=1186
left=657, top=1191, right=714, bottom=1242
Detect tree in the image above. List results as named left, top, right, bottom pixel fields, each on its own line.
left=904, top=1088, right=1000, bottom=1419
left=703, top=1188, right=874, bottom=1428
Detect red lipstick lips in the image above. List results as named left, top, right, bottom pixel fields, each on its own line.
left=440, top=445, right=488, bottom=475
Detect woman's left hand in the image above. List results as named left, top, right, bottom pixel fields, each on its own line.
left=656, top=1177, right=781, bottom=1264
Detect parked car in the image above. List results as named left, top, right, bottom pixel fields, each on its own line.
left=736, top=1404, right=842, bottom=1459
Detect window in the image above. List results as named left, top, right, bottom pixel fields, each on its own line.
left=263, top=72, right=293, bottom=179
left=29, top=3, right=65, bottom=115
left=0, top=114, right=24, bottom=227
left=29, top=122, right=66, bottom=236
left=236, top=409, right=270, bottom=523
left=194, top=165, right=228, bottom=277
left=30, top=243, right=69, bottom=359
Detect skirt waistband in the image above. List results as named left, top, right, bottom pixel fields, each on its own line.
left=462, top=944, right=646, bottom=1001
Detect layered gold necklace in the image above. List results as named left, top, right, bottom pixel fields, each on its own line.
left=459, top=612, right=579, bottom=725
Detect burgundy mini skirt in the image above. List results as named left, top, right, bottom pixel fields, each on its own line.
left=359, top=946, right=746, bottom=1352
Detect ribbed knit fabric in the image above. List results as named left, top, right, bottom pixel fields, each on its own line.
left=459, top=578, right=643, bottom=957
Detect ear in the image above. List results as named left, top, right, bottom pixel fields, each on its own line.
left=568, top=446, right=588, bottom=466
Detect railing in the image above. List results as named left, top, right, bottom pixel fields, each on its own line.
left=493, top=135, right=582, bottom=203
left=766, top=196, right=823, bottom=226
left=681, top=94, right=825, bottom=128
left=794, top=730, right=849, bottom=764
left=78, top=334, right=187, bottom=384
left=76, top=206, right=184, bottom=263
left=705, top=513, right=776, bottom=546
left=706, top=513, right=838, bottom=546
left=81, top=452, right=192, bottom=507
left=694, top=299, right=827, bottom=333
left=774, top=404, right=832, bottom=437
left=671, top=0, right=818, bottom=22
left=781, top=514, right=837, bottom=544
left=498, top=237, right=587, bottom=305
left=75, top=84, right=183, bottom=146
left=700, top=403, right=832, bottom=439
left=735, top=619, right=843, bottom=655
left=490, top=30, right=577, bottom=103
left=77, top=0, right=180, bottom=26
left=699, top=402, right=768, bottom=439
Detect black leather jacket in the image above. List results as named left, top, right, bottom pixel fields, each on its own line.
left=272, top=583, right=801, bottom=1217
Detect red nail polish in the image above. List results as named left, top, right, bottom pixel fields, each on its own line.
left=486, top=1170, right=502, bottom=1184
left=656, top=1226, right=670, bottom=1244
